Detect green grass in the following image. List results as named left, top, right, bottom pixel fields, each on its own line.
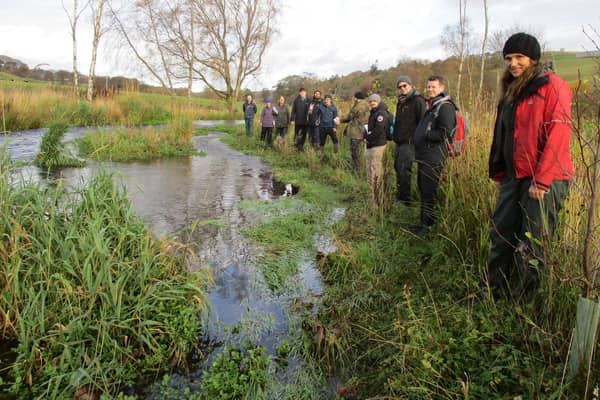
left=35, top=120, right=85, bottom=169
left=193, top=124, right=242, bottom=136
left=77, top=118, right=204, bottom=162
left=222, top=108, right=598, bottom=398
left=548, top=51, right=599, bottom=83
left=0, top=153, right=211, bottom=399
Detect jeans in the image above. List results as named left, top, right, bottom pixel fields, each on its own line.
left=245, top=118, right=254, bottom=137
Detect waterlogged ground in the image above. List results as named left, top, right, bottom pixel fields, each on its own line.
left=0, top=121, right=339, bottom=397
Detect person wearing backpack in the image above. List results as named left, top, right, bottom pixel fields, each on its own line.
left=480, top=33, right=573, bottom=302
left=366, top=93, right=392, bottom=201
left=393, top=75, right=426, bottom=206
left=411, top=75, right=457, bottom=236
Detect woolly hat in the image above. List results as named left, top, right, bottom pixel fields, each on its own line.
left=354, top=91, right=365, bottom=99
left=324, top=93, right=333, bottom=100
left=396, top=75, right=413, bottom=86
left=368, top=93, right=381, bottom=103
left=502, top=32, right=541, bottom=61
left=265, top=97, right=272, bottom=103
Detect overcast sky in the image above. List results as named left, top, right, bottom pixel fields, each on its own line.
left=1, top=0, right=599, bottom=90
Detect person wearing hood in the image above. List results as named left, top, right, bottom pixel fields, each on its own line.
left=259, top=98, right=276, bottom=146
left=393, top=75, right=426, bottom=205
left=366, top=93, right=391, bottom=199
left=481, top=33, right=573, bottom=301
left=307, top=89, right=323, bottom=148
left=317, top=94, right=340, bottom=156
left=411, top=75, right=457, bottom=236
left=340, top=91, right=370, bottom=173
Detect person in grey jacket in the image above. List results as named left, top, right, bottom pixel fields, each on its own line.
left=273, top=96, right=290, bottom=137
left=242, top=94, right=258, bottom=137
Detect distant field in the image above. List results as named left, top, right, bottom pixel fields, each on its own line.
left=547, top=51, right=598, bottom=82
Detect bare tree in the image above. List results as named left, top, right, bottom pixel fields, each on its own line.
left=441, top=0, right=470, bottom=107
left=488, top=25, right=548, bottom=56
left=477, top=0, right=489, bottom=99
left=191, top=0, right=279, bottom=112
left=87, top=0, right=106, bottom=101
left=62, top=0, right=90, bottom=95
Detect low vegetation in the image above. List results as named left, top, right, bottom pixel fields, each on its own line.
left=0, top=74, right=236, bottom=133
left=77, top=117, right=203, bottom=162
left=35, top=120, right=85, bottom=169
left=0, top=154, right=211, bottom=399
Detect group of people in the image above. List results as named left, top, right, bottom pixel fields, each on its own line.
left=242, top=33, right=574, bottom=301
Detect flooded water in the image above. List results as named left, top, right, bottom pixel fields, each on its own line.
left=0, top=121, right=339, bottom=396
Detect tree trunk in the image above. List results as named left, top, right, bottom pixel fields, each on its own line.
left=456, top=0, right=467, bottom=107
left=478, top=0, right=489, bottom=100
left=87, top=0, right=105, bottom=102
left=72, top=0, right=79, bottom=95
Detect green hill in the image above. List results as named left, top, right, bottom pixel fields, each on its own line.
left=547, top=51, right=598, bottom=82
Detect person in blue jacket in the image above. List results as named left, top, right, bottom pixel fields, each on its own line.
left=242, top=94, right=258, bottom=137
left=317, top=94, right=340, bottom=156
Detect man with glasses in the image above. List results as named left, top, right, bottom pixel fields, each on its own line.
left=392, top=76, right=426, bottom=205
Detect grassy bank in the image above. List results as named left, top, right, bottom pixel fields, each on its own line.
left=0, top=154, right=211, bottom=399
left=220, top=105, right=598, bottom=398
left=77, top=117, right=203, bottom=162
left=0, top=75, right=235, bottom=132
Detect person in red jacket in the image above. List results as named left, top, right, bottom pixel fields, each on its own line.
left=483, top=33, right=573, bottom=301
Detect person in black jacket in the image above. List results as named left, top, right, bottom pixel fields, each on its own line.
left=307, top=89, right=322, bottom=148
left=393, top=75, right=426, bottom=205
left=290, top=88, right=310, bottom=151
left=411, top=75, right=457, bottom=236
left=366, top=93, right=391, bottom=202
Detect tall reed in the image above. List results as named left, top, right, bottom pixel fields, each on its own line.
left=0, top=153, right=211, bottom=398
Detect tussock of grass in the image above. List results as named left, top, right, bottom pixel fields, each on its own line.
left=0, top=153, right=211, bottom=398
left=77, top=118, right=203, bottom=162
left=34, top=120, right=85, bottom=169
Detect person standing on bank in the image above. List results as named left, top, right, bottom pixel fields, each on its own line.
left=366, top=93, right=391, bottom=201
left=317, top=94, right=340, bottom=156
left=393, top=75, right=426, bottom=205
left=340, top=91, right=370, bottom=173
left=412, top=75, right=457, bottom=236
left=243, top=94, right=258, bottom=137
left=273, top=95, right=290, bottom=138
left=290, top=88, right=310, bottom=151
left=259, top=98, right=276, bottom=146
left=483, top=33, right=573, bottom=300
left=307, top=89, right=323, bottom=148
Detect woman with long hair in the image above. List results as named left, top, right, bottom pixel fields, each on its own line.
left=483, top=32, right=574, bottom=301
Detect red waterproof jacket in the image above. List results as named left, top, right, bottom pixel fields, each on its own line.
left=489, top=72, right=574, bottom=190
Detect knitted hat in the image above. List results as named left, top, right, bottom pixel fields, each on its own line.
left=324, top=93, right=332, bottom=100
left=368, top=93, right=381, bottom=103
left=265, top=98, right=272, bottom=103
left=354, top=91, right=365, bottom=99
left=396, top=75, right=413, bottom=87
left=503, top=32, right=541, bottom=61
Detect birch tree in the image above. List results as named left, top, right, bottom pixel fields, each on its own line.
left=478, top=0, right=489, bottom=99
left=440, top=0, right=470, bottom=107
left=62, top=0, right=90, bottom=94
left=87, top=0, right=106, bottom=101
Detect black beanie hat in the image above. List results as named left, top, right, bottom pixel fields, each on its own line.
left=503, top=32, right=541, bottom=61
left=354, top=91, right=365, bottom=99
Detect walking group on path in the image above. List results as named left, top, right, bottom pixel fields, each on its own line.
left=241, top=33, right=574, bottom=303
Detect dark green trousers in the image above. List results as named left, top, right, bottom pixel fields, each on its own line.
left=486, top=177, right=569, bottom=296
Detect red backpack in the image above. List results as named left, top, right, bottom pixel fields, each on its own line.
left=432, top=97, right=468, bottom=157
